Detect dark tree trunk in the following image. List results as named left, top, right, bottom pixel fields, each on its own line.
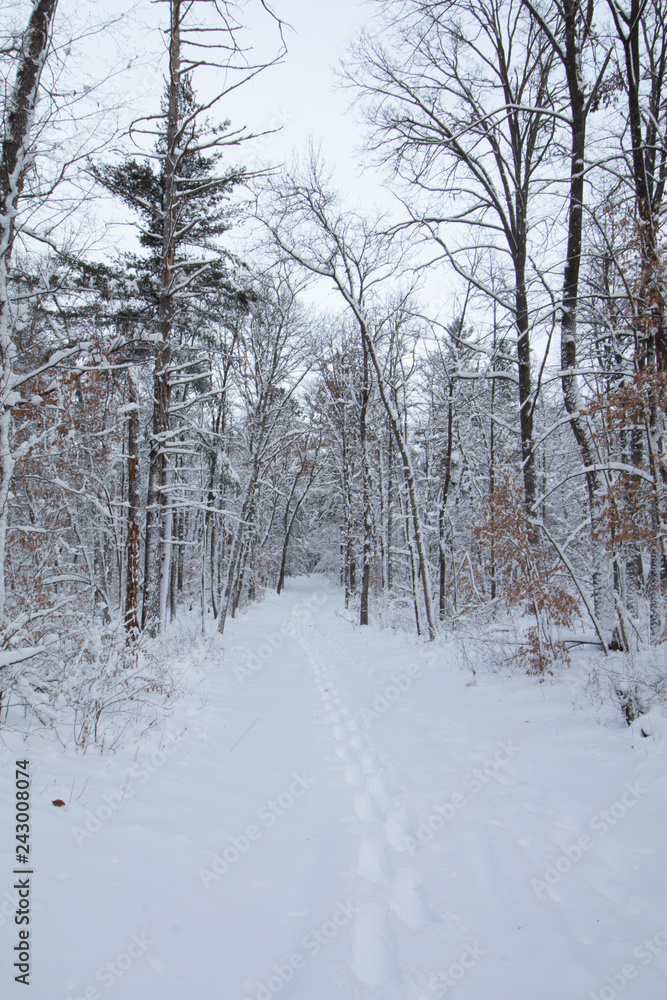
left=515, top=262, right=537, bottom=520
left=439, top=379, right=454, bottom=619
left=125, top=369, right=141, bottom=637
left=142, top=0, right=181, bottom=634
left=359, top=338, right=372, bottom=625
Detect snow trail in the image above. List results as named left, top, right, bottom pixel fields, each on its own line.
left=1, top=576, right=667, bottom=1000
left=295, top=622, right=413, bottom=997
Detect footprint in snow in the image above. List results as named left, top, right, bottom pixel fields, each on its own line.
left=367, top=770, right=390, bottom=799
left=351, top=901, right=400, bottom=989
left=345, top=763, right=364, bottom=786
left=358, top=837, right=389, bottom=882
left=384, top=809, right=413, bottom=852
left=335, top=743, right=355, bottom=763
left=354, top=793, right=377, bottom=824
left=390, top=869, right=431, bottom=928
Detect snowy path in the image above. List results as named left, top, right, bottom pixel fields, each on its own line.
left=2, top=576, right=667, bottom=1000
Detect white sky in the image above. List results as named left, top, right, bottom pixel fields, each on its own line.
left=106, top=0, right=453, bottom=314
left=223, top=0, right=381, bottom=197
left=4, top=0, right=456, bottom=318
left=109, top=0, right=389, bottom=206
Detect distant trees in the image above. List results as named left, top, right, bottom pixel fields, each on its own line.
left=344, top=0, right=560, bottom=520
left=4, top=0, right=667, bottom=736
left=216, top=271, right=312, bottom=633
left=262, top=158, right=436, bottom=637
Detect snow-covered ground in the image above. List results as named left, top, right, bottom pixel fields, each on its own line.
left=1, top=576, right=667, bottom=1000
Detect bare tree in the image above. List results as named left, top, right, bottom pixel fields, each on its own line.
left=344, top=0, right=559, bottom=520
left=261, top=158, right=437, bottom=638
left=519, top=0, right=616, bottom=644
left=275, top=428, right=323, bottom=595
left=217, top=270, right=310, bottom=633
left=605, top=0, right=667, bottom=640
left=0, top=0, right=58, bottom=621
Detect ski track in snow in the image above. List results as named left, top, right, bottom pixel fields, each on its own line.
left=1, top=576, right=667, bottom=1000
left=295, top=622, right=428, bottom=999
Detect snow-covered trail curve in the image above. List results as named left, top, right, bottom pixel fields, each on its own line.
left=1, top=576, right=667, bottom=1000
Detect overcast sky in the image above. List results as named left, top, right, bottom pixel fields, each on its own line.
left=224, top=0, right=379, bottom=192
left=6, top=0, right=454, bottom=316
left=215, top=0, right=450, bottom=313
left=110, top=0, right=387, bottom=205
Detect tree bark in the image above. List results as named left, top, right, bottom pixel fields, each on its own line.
left=0, top=0, right=58, bottom=620
left=360, top=321, right=436, bottom=639
left=142, top=0, right=180, bottom=634
left=558, top=0, right=615, bottom=635
left=439, top=379, right=454, bottom=619
left=359, top=339, right=372, bottom=625
left=124, top=368, right=141, bottom=637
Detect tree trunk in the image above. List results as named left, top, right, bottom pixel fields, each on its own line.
left=0, top=0, right=58, bottom=620
left=649, top=536, right=662, bottom=641
left=557, top=1, right=615, bottom=637
left=386, top=423, right=394, bottom=591
left=209, top=518, right=218, bottom=618
left=439, top=379, right=454, bottom=619
left=142, top=0, right=181, bottom=635
left=403, top=486, right=422, bottom=636
left=169, top=505, right=178, bottom=621
left=515, top=271, right=537, bottom=519
left=360, top=321, right=436, bottom=639
left=277, top=535, right=289, bottom=595
left=142, top=344, right=172, bottom=632
left=359, top=338, right=372, bottom=625
left=218, top=464, right=259, bottom=634
left=124, top=368, right=141, bottom=637
left=277, top=505, right=297, bottom=595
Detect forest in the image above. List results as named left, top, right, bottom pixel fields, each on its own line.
left=1, top=0, right=667, bottom=740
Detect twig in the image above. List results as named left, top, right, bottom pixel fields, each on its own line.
left=229, top=717, right=258, bottom=751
